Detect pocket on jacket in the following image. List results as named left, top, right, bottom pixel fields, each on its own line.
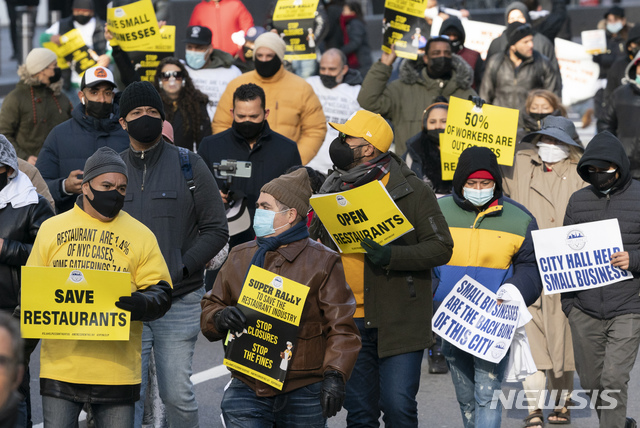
left=289, top=322, right=324, bottom=371
left=150, top=191, right=177, bottom=218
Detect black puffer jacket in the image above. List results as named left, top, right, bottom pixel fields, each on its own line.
left=562, top=131, right=640, bottom=319
left=402, top=131, right=452, bottom=195
left=598, top=52, right=640, bottom=179
left=0, top=195, right=54, bottom=311
left=480, top=50, right=561, bottom=110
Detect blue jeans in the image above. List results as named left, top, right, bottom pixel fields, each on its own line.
left=42, top=395, right=134, bottom=427
left=344, top=318, right=424, bottom=428
left=134, top=286, right=205, bottom=428
left=441, top=340, right=509, bottom=428
left=221, top=378, right=325, bottom=427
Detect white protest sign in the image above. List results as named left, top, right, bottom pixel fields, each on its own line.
left=532, top=219, right=631, bottom=295
left=581, top=29, right=607, bottom=55
left=432, top=275, right=519, bottom=364
left=555, top=37, right=601, bottom=106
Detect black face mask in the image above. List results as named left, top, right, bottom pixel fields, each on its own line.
left=329, top=137, right=367, bottom=170
left=232, top=120, right=264, bottom=141
left=320, top=74, right=339, bottom=89
left=428, top=56, right=453, bottom=78
left=589, top=169, right=618, bottom=192
left=529, top=112, right=551, bottom=122
left=126, top=115, right=163, bottom=144
left=450, top=40, right=463, bottom=53
left=425, top=129, right=444, bottom=145
left=630, top=46, right=640, bottom=58
left=254, top=56, right=281, bottom=78
left=49, top=68, right=62, bottom=84
left=514, top=49, right=531, bottom=61
left=0, top=171, right=7, bottom=191
left=87, top=182, right=125, bottom=218
left=85, top=100, right=112, bottom=119
left=73, top=14, right=92, bottom=25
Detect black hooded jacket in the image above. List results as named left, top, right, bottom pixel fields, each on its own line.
left=562, top=131, right=640, bottom=319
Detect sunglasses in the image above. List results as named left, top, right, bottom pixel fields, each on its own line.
left=340, top=133, right=368, bottom=149
left=161, top=71, right=184, bottom=80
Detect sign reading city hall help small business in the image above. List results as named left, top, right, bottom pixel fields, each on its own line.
left=532, top=219, right=631, bottom=295
left=310, top=180, right=413, bottom=254
left=432, top=275, right=519, bottom=364
left=224, top=266, right=309, bottom=390
left=21, top=267, right=131, bottom=340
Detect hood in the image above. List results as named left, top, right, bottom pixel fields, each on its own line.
left=452, top=146, right=503, bottom=203
left=625, top=24, right=640, bottom=52
left=71, top=101, right=123, bottom=133
left=440, top=17, right=466, bottom=45
left=205, top=49, right=235, bottom=69
left=504, top=1, right=531, bottom=25
left=577, top=131, right=630, bottom=189
left=17, top=64, right=63, bottom=95
left=343, top=68, right=363, bottom=85
left=399, top=54, right=473, bottom=90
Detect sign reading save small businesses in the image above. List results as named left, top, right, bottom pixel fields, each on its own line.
left=21, top=267, right=131, bottom=340
left=310, top=180, right=413, bottom=253
left=532, top=219, right=631, bottom=295
left=439, top=96, right=519, bottom=181
left=224, top=266, right=310, bottom=390
left=107, top=0, right=161, bottom=51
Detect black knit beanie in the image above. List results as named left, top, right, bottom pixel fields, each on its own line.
left=83, top=146, right=128, bottom=184
left=119, top=81, right=165, bottom=121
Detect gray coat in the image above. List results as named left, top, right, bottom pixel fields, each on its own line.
left=121, top=140, right=229, bottom=298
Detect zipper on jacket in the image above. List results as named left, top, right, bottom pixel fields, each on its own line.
left=141, top=163, right=147, bottom=191
left=407, top=275, right=416, bottom=298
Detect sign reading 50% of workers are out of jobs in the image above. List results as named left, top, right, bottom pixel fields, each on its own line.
left=439, top=96, right=519, bottom=181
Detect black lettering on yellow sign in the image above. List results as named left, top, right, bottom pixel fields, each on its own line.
left=112, top=26, right=157, bottom=42
left=54, top=289, right=94, bottom=304
left=332, top=214, right=405, bottom=244
left=108, top=13, right=152, bottom=29
left=23, top=310, right=127, bottom=326
left=336, top=209, right=369, bottom=226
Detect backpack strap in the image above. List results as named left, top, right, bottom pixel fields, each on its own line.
left=178, top=147, right=196, bottom=195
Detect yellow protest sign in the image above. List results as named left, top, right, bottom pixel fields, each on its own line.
left=107, top=0, right=161, bottom=51
left=133, top=25, right=176, bottom=82
left=224, top=265, right=310, bottom=390
left=272, top=0, right=319, bottom=61
left=382, top=0, right=430, bottom=60
left=439, top=96, right=519, bottom=181
left=43, top=29, right=97, bottom=73
left=21, top=267, right=131, bottom=341
left=310, top=180, right=414, bottom=253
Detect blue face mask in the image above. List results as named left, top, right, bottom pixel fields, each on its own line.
left=253, top=208, right=290, bottom=237
left=635, top=75, right=640, bottom=85
left=185, top=50, right=207, bottom=70
left=463, top=185, right=495, bottom=207
left=606, top=21, right=624, bottom=34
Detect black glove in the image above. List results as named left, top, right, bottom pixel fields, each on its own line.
left=214, top=306, right=247, bottom=334
left=321, top=371, right=345, bottom=418
left=361, top=238, right=391, bottom=267
left=468, top=95, right=486, bottom=109
left=115, top=292, right=148, bottom=321
left=592, top=54, right=603, bottom=64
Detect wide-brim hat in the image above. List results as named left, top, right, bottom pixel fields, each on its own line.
left=521, top=116, right=582, bottom=148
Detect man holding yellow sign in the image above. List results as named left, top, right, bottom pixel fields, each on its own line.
left=24, top=147, right=172, bottom=426
left=310, top=110, right=453, bottom=426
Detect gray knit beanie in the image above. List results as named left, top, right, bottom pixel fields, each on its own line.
left=82, top=147, right=128, bottom=184
left=0, top=135, right=19, bottom=178
left=261, top=168, right=312, bottom=217
left=119, top=81, right=166, bottom=120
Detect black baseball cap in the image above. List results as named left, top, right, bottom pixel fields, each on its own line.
left=184, top=26, right=212, bottom=45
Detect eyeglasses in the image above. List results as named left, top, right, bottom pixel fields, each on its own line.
left=340, top=133, right=369, bottom=149
left=161, top=71, right=184, bottom=80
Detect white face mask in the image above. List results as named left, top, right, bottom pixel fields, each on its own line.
left=536, top=142, right=570, bottom=163
left=463, top=185, right=495, bottom=207
left=606, top=21, right=624, bottom=34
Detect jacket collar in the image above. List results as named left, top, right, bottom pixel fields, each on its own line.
left=251, top=66, right=287, bottom=84
left=126, top=138, right=166, bottom=170
left=247, top=235, right=310, bottom=263
left=71, top=102, right=121, bottom=134
left=385, top=152, right=415, bottom=200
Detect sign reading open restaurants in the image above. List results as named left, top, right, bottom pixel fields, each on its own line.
left=532, top=219, right=632, bottom=295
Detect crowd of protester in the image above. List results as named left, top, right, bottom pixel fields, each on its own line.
left=2, top=1, right=640, bottom=428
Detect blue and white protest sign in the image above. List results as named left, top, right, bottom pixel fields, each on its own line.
left=432, top=275, right=519, bottom=364
left=532, top=219, right=631, bottom=295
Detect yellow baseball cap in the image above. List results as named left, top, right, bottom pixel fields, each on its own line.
left=329, top=110, right=394, bottom=153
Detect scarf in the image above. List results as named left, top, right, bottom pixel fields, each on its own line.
left=321, top=152, right=392, bottom=193
left=340, top=14, right=360, bottom=69
left=248, top=221, right=310, bottom=271
left=0, top=171, right=39, bottom=209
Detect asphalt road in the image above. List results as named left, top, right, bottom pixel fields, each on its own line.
left=24, top=330, right=640, bottom=427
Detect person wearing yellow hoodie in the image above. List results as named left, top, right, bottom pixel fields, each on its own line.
left=212, top=32, right=326, bottom=165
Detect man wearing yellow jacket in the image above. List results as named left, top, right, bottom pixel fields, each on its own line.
left=26, top=146, right=172, bottom=426
left=212, top=32, right=326, bottom=165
